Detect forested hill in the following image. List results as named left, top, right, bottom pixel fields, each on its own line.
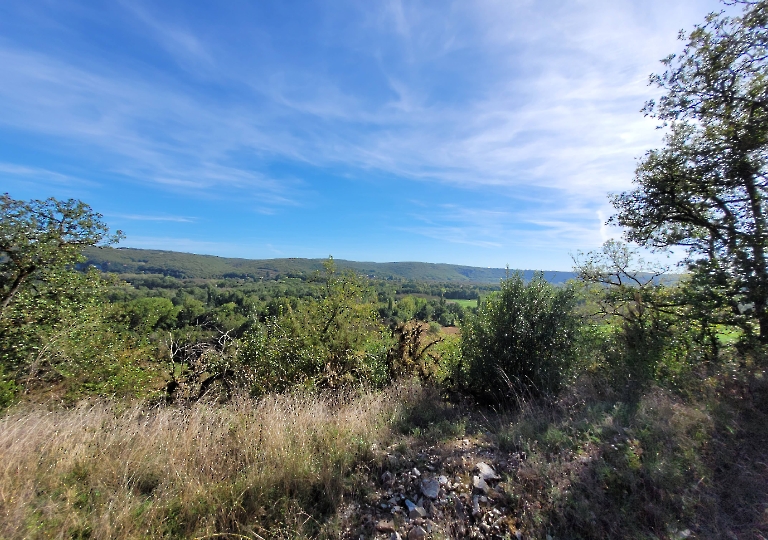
left=81, top=246, right=577, bottom=284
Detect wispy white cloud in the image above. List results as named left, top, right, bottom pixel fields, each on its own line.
left=114, top=0, right=217, bottom=77
left=0, top=162, right=98, bottom=190
left=111, top=214, right=195, bottom=223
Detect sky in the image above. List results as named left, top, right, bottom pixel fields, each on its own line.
left=0, top=0, right=734, bottom=270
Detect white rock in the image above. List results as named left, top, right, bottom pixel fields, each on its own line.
left=472, top=475, right=490, bottom=493
left=421, top=478, right=440, bottom=499
left=475, top=462, right=500, bottom=481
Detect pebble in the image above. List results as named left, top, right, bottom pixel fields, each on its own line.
left=409, top=505, right=427, bottom=519
left=421, top=478, right=440, bottom=499
left=408, top=525, right=427, bottom=540
left=476, top=462, right=501, bottom=481
left=375, top=520, right=396, bottom=533
left=454, top=497, right=467, bottom=521
left=472, top=495, right=481, bottom=516
left=472, top=475, right=490, bottom=494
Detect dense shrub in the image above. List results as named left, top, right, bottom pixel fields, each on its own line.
left=0, top=268, right=160, bottom=401
left=238, top=260, right=393, bottom=394
left=459, top=272, right=577, bottom=403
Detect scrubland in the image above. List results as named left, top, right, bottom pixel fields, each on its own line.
left=2, top=362, right=766, bottom=539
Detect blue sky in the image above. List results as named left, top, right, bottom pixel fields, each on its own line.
left=1, top=0, right=730, bottom=270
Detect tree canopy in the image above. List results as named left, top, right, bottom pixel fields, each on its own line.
left=610, top=1, right=768, bottom=339
left=0, top=194, right=122, bottom=317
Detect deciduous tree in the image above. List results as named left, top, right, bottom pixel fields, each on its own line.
left=0, top=194, right=122, bottom=317
left=610, top=1, right=768, bottom=339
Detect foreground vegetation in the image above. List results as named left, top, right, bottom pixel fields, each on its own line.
left=0, top=384, right=418, bottom=539
left=1, top=360, right=766, bottom=539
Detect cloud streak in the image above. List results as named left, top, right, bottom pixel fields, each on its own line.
left=111, top=214, right=195, bottom=223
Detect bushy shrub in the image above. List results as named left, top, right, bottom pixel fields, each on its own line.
left=238, top=259, right=393, bottom=394
left=459, top=272, right=577, bottom=403
left=124, top=297, right=178, bottom=331
left=0, top=268, right=161, bottom=400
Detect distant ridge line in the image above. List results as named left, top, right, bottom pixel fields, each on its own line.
left=81, top=246, right=578, bottom=284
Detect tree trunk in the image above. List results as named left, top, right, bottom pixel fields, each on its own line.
left=760, top=311, right=768, bottom=343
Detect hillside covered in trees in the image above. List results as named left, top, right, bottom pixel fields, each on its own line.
left=81, top=246, right=578, bottom=284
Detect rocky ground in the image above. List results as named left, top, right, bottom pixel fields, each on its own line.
left=339, top=432, right=530, bottom=540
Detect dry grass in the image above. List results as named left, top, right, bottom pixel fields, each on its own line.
left=0, top=384, right=424, bottom=539
left=3, top=370, right=766, bottom=540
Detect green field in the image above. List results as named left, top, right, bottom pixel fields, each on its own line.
left=449, top=299, right=478, bottom=308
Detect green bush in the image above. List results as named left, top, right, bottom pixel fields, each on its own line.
left=459, top=272, right=577, bottom=403
left=0, top=365, right=18, bottom=411
left=124, top=297, right=178, bottom=331
left=238, top=259, right=393, bottom=394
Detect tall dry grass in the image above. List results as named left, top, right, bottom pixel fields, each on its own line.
left=0, top=384, right=422, bottom=539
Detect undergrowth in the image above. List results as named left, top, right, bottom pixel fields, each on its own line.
left=2, top=365, right=767, bottom=539
left=0, top=382, right=427, bottom=539
left=487, top=361, right=768, bottom=540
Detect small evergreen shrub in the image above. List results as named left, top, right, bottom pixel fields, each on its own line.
left=459, top=272, right=577, bottom=403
